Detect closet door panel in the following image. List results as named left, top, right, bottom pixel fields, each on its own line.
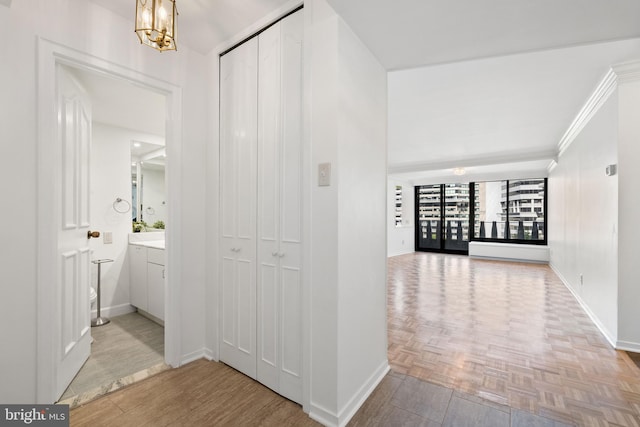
left=221, top=257, right=235, bottom=344
left=236, top=259, right=255, bottom=354
left=281, top=266, right=301, bottom=376
left=281, top=11, right=304, bottom=244
left=256, top=21, right=282, bottom=394
left=259, top=263, right=278, bottom=367
left=257, top=21, right=281, bottom=243
left=219, top=37, right=258, bottom=379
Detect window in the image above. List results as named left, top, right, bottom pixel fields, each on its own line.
left=395, top=185, right=403, bottom=227
left=472, top=178, right=546, bottom=244
left=415, top=183, right=470, bottom=253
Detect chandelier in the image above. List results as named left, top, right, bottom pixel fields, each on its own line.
left=135, top=0, right=178, bottom=52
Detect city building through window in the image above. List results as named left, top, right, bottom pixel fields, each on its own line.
left=415, top=178, right=547, bottom=254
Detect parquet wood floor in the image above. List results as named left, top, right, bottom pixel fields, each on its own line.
left=387, top=252, right=640, bottom=427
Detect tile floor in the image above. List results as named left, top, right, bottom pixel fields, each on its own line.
left=60, top=312, right=166, bottom=407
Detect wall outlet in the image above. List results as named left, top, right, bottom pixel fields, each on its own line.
left=103, top=231, right=113, bottom=244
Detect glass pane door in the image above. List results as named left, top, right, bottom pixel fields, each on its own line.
left=416, top=185, right=441, bottom=250
left=443, top=183, right=470, bottom=251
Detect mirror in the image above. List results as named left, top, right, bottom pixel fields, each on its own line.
left=131, top=140, right=166, bottom=231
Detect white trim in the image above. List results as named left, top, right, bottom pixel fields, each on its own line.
left=213, top=0, right=304, bottom=55
left=309, top=402, right=339, bottom=427
left=203, top=348, right=216, bottom=361
left=388, top=149, right=558, bottom=175
left=91, top=303, right=135, bottom=319
left=616, top=341, right=640, bottom=353
left=180, top=350, right=207, bottom=366
left=557, top=69, right=617, bottom=157
left=546, top=160, right=557, bottom=173
left=301, top=3, right=313, bottom=416
left=36, top=38, right=183, bottom=403
left=308, top=361, right=390, bottom=427
left=612, top=60, right=640, bottom=84
left=337, top=361, right=390, bottom=427
left=549, top=263, right=617, bottom=348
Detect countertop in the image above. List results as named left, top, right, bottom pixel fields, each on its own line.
left=129, top=240, right=165, bottom=249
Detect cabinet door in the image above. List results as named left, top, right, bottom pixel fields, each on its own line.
left=129, top=245, right=147, bottom=311
left=220, top=36, right=259, bottom=379
left=147, top=262, right=165, bottom=321
left=256, top=10, right=303, bottom=405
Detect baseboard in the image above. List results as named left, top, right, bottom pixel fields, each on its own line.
left=309, top=403, right=339, bottom=427
left=616, top=341, right=640, bottom=353
left=387, top=249, right=414, bottom=258
left=181, top=349, right=207, bottom=366
left=91, top=303, right=135, bottom=319
left=549, top=263, right=617, bottom=348
left=337, top=360, right=389, bottom=426
left=309, top=360, right=390, bottom=427
left=203, top=348, right=217, bottom=361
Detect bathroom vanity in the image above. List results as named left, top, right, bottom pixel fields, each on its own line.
left=128, top=233, right=165, bottom=324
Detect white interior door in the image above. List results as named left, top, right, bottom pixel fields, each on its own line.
left=55, top=65, right=93, bottom=400
left=220, top=38, right=259, bottom=378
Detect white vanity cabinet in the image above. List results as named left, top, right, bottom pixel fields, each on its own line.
left=129, top=244, right=148, bottom=311
left=146, top=248, right=165, bottom=321
left=129, top=243, right=165, bottom=323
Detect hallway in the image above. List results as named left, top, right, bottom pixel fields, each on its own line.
left=386, top=252, right=640, bottom=426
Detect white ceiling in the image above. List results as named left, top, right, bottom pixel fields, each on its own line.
left=326, top=0, right=640, bottom=71
left=388, top=38, right=640, bottom=180
left=85, top=0, right=640, bottom=183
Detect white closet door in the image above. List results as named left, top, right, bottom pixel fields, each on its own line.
left=257, top=10, right=303, bottom=404
left=220, top=37, right=259, bottom=379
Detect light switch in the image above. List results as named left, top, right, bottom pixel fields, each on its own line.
left=318, top=162, right=331, bottom=186
left=103, top=231, right=113, bottom=244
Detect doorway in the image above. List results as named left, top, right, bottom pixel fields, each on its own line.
left=415, top=183, right=471, bottom=254
left=36, top=39, right=182, bottom=404
left=56, top=66, right=167, bottom=405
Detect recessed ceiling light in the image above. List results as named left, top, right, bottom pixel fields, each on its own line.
left=131, top=162, right=137, bottom=166
left=133, top=142, right=141, bottom=148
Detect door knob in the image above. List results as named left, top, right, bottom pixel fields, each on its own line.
left=87, top=230, right=100, bottom=239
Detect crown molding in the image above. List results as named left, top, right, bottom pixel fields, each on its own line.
left=557, top=60, right=640, bottom=158
left=388, top=149, right=557, bottom=175
left=557, top=69, right=617, bottom=157
left=612, top=60, right=640, bottom=84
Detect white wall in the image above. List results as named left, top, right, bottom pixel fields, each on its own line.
left=617, top=78, right=640, bottom=350
left=306, top=1, right=388, bottom=425
left=0, top=0, right=208, bottom=403
left=549, top=91, right=619, bottom=344
left=89, top=123, right=138, bottom=316
left=387, top=178, right=415, bottom=257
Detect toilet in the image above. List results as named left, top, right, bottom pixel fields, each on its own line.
left=90, top=287, right=97, bottom=309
